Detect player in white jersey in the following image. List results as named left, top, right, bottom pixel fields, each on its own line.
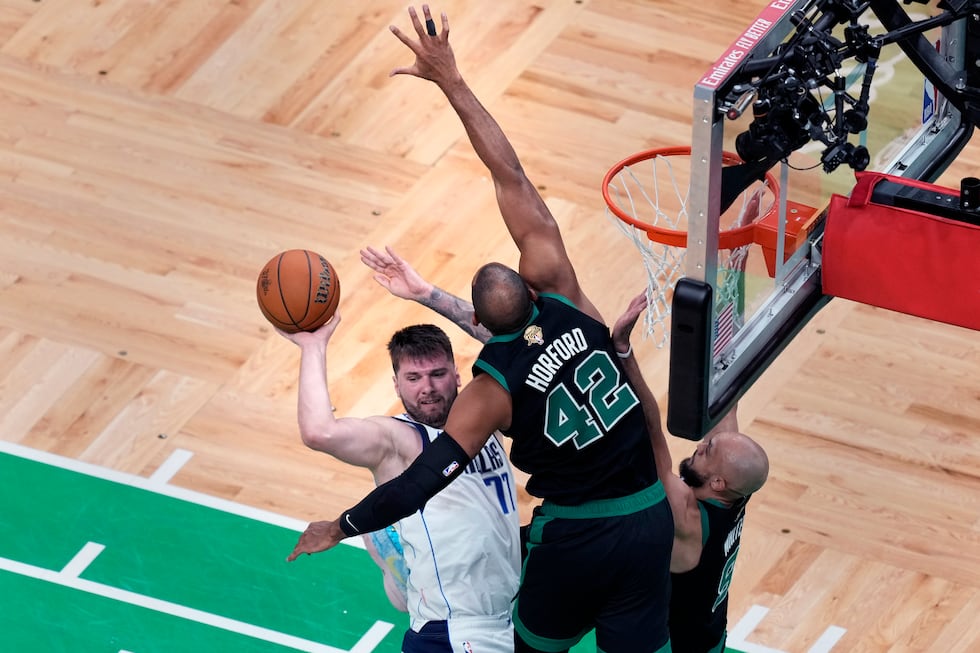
left=279, top=312, right=520, bottom=652
left=394, top=416, right=520, bottom=649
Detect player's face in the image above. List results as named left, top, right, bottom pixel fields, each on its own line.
left=393, top=354, right=461, bottom=428
left=678, top=436, right=716, bottom=488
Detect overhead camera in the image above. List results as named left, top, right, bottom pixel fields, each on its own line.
left=728, top=0, right=879, bottom=174
left=715, top=0, right=979, bottom=211
left=820, top=141, right=871, bottom=172
left=734, top=84, right=825, bottom=166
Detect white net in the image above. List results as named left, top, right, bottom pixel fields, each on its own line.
left=604, top=150, right=775, bottom=349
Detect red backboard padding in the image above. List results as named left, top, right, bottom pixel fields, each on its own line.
left=822, top=172, right=980, bottom=331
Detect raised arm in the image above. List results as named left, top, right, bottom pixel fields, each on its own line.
left=388, top=6, right=600, bottom=320
left=612, top=293, right=704, bottom=572
left=611, top=294, right=673, bottom=481
left=287, top=375, right=510, bottom=561
left=360, top=245, right=491, bottom=343
left=279, top=314, right=404, bottom=479
left=707, top=403, right=740, bottom=436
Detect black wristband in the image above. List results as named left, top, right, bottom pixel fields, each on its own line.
left=339, top=431, right=471, bottom=536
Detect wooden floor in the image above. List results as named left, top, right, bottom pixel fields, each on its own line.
left=1, top=1, right=978, bottom=650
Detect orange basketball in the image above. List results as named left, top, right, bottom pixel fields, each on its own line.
left=256, top=249, right=341, bottom=333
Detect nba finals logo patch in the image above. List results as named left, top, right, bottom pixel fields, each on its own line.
left=523, top=324, right=544, bottom=346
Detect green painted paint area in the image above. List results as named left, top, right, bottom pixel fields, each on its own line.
left=0, top=452, right=405, bottom=651
left=0, top=569, right=328, bottom=653
left=0, top=450, right=751, bottom=652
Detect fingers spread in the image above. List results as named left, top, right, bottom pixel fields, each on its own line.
left=389, top=24, right=415, bottom=50
left=407, top=5, right=426, bottom=38
left=422, top=5, right=437, bottom=36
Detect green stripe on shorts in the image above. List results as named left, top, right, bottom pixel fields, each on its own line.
left=513, top=602, right=590, bottom=652
left=538, top=481, right=666, bottom=519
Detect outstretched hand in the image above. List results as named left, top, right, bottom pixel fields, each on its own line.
left=612, top=292, right=648, bottom=352
left=389, top=5, right=460, bottom=86
left=276, top=312, right=342, bottom=347
left=287, top=519, right=346, bottom=562
left=360, top=246, right=432, bottom=301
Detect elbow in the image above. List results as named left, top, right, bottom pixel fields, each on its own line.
left=298, top=425, right=332, bottom=452
left=298, top=429, right=320, bottom=450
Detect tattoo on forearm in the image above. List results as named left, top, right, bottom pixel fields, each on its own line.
left=422, top=287, right=491, bottom=342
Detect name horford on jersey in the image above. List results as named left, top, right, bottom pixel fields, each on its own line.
left=524, top=327, right=589, bottom=392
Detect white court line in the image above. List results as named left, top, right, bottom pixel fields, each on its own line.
left=61, top=542, right=105, bottom=578
left=0, top=554, right=393, bottom=653
left=807, top=626, right=847, bottom=653
left=148, top=448, right=194, bottom=485
left=728, top=604, right=847, bottom=653
left=0, top=442, right=393, bottom=649
left=728, top=605, right=785, bottom=653
left=350, top=622, right=397, bottom=653
left=0, top=439, right=365, bottom=550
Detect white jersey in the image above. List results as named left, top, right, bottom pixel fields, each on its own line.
left=393, top=416, right=521, bottom=639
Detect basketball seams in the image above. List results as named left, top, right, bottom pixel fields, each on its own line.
left=256, top=248, right=339, bottom=334
left=273, top=253, right=296, bottom=330
left=298, top=250, right=313, bottom=324
left=276, top=251, right=309, bottom=329
left=260, top=308, right=298, bottom=331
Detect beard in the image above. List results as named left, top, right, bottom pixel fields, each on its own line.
left=402, top=392, right=455, bottom=428
left=405, top=402, right=450, bottom=428
left=678, top=457, right=708, bottom=488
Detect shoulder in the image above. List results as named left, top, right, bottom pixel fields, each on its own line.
left=366, top=415, right=424, bottom=469
left=663, top=474, right=701, bottom=541
left=537, top=292, right=605, bottom=327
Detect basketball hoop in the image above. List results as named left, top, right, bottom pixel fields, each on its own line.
left=602, top=147, right=779, bottom=348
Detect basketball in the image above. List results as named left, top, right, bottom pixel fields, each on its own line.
left=256, top=249, right=341, bottom=333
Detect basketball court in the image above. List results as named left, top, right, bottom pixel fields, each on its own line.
left=3, top=440, right=850, bottom=652
left=0, top=441, right=403, bottom=652
left=0, top=0, right=978, bottom=651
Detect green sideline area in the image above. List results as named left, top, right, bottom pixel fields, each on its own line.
left=0, top=448, right=402, bottom=653
left=0, top=446, right=743, bottom=652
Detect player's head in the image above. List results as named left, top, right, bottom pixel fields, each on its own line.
left=678, top=431, right=769, bottom=502
left=387, top=324, right=461, bottom=428
left=471, top=262, right=534, bottom=334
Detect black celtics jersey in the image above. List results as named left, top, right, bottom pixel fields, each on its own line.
left=669, top=497, right=749, bottom=652
left=472, top=293, right=658, bottom=505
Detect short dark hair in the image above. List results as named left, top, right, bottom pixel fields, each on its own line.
left=387, top=324, right=455, bottom=373
left=472, top=262, right=533, bottom=334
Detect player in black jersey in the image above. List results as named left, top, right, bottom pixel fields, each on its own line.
left=669, top=425, right=768, bottom=653
left=613, top=294, right=770, bottom=653
left=287, top=6, right=675, bottom=653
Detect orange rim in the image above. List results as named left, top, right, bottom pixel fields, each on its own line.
left=601, top=146, right=779, bottom=249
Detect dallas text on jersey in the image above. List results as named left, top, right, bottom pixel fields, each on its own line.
left=465, top=436, right=508, bottom=475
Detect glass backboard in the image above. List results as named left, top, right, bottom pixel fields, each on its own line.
left=667, top=0, right=978, bottom=438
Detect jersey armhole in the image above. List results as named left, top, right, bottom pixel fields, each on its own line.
left=698, top=502, right=711, bottom=546
left=473, top=359, right=510, bottom=393
left=393, top=416, right=432, bottom=450
left=537, top=291, right=576, bottom=309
